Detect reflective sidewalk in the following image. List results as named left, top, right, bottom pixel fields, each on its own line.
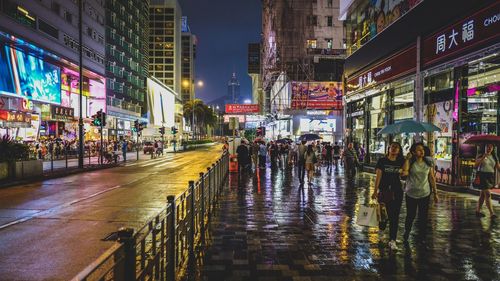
left=197, top=164, right=499, bottom=281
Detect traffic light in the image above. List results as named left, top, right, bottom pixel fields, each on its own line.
left=91, top=110, right=106, bottom=127
left=159, top=126, right=165, bottom=135
left=171, top=126, right=178, bottom=135
left=256, top=126, right=265, bottom=137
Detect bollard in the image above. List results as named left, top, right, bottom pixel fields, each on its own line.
left=188, top=181, right=196, bottom=275
left=117, top=227, right=135, bottom=281
left=167, top=195, right=176, bottom=281
left=199, top=172, right=206, bottom=247
left=65, top=146, right=68, bottom=169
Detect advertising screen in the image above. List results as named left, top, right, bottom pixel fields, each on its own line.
left=147, top=78, right=175, bottom=127
left=291, top=81, right=343, bottom=110
left=300, top=118, right=336, bottom=132
left=0, top=45, right=15, bottom=94
left=0, top=44, right=61, bottom=104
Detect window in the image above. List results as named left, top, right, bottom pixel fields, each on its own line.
left=64, top=11, right=73, bottom=24
left=327, top=0, right=333, bottom=7
left=38, top=19, right=59, bottom=39
left=306, top=39, right=317, bottom=49
left=326, top=16, right=333, bottom=27
left=325, top=38, right=333, bottom=49
left=51, top=1, right=60, bottom=15
left=309, top=15, right=317, bottom=26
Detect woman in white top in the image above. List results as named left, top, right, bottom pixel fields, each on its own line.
left=402, top=143, right=438, bottom=242
left=475, top=144, right=500, bottom=218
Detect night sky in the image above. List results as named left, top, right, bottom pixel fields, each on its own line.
left=180, top=0, right=262, bottom=103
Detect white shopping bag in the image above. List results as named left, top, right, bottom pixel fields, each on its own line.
left=356, top=204, right=379, bottom=227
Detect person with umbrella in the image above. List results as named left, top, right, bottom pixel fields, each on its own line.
left=474, top=144, right=499, bottom=218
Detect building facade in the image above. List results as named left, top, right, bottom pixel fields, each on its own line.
left=0, top=0, right=107, bottom=141
left=149, top=0, right=182, bottom=96
left=343, top=0, right=499, bottom=187
left=180, top=17, right=197, bottom=104
left=260, top=0, right=345, bottom=141
left=105, top=0, right=149, bottom=141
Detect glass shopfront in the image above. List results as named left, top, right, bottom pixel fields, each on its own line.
left=368, top=93, right=388, bottom=165
left=392, top=81, right=414, bottom=155
left=424, top=69, right=455, bottom=184
left=348, top=99, right=366, bottom=150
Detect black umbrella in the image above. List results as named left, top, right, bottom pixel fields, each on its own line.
left=276, top=138, right=292, bottom=144
left=299, top=134, right=322, bottom=141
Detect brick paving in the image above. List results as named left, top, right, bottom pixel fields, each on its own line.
left=197, top=165, right=499, bottom=281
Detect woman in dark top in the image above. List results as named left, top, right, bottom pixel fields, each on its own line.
left=371, top=142, right=405, bottom=251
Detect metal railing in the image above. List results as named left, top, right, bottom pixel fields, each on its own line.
left=71, top=152, right=229, bottom=281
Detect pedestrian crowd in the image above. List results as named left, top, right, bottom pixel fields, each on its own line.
left=232, top=138, right=499, bottom=252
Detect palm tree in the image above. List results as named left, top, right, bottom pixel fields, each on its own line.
left=183, top=99, right=206, bottom=139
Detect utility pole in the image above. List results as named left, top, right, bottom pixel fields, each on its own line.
left=78, top=0, right=84, bottom=168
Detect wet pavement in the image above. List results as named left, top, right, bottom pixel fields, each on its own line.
left=198, top=164, right=499, bottom=281
left=0, top=145, right=223, bottom=281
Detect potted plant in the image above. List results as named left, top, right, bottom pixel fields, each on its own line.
left=0, top=135, right=41, bottom=180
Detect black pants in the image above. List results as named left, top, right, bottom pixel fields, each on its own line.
left=259, top=155, right=266, bottom=168
left=297, top=160, right=306, bottom=182
left=404, top=195, right=430, bottom=238
left=380, top=190, right=404, bottom=241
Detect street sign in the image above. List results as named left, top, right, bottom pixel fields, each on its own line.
left=228, top=117, right=239, bottom=130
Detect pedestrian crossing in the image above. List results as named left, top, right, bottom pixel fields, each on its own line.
left=124, top=154, right=176, bottom=168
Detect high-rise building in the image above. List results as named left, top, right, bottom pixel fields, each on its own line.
left=0, top=0, right=106, bottom=140
left=180, top=16, right=197, bottom=103
left=105, top=0, right=149, bottom=140
left=227, top=73, right=241, bottom=104
left=149, top=0, right=182, bottom=95
left=261, top=0, right=345, bottom=110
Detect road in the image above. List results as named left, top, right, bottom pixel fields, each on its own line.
left=0, top=145, right=223, bottom=281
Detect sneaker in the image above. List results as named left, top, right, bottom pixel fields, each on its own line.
left=388, top=240, right=398, bottom=251
left=475, top=212, right=486, bottom=217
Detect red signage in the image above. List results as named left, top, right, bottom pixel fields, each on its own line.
left=347, top=46, right=417, bottom=92
left=225, top=104, right=260, bottom=114
left=0, top=110, right=31, bottom=123
left=422, top=2, right=500, bottom=66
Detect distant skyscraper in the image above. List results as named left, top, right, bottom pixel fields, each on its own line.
left=181, top=17, right=197, bottom=104
left=149, top=0, right=182, bottom=95
left=227, top=73, right=241, bottom=104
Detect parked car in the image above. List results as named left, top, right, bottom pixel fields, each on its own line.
left=143, top=141, right=154, bottom=154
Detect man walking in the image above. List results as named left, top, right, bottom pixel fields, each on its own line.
left=344, top=142, right=358, bottom=179
left=297, top=140, right=307, bottom=183
left=236, top=141, right=250, bottom=174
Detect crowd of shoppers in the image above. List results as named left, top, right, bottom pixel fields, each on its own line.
left=232, top=137, right=498, bottom=252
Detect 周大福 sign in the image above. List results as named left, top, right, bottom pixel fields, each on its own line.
left=422, top=2, right=500, bottom=66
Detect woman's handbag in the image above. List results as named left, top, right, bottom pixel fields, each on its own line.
left=356, top=203, right=380, bottom=227
left=472, top=170, right=481, bottom=188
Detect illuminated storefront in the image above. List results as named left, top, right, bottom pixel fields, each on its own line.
left=345, top=1, right=499, bottom=185
left=0, top=32, right=106, bottom=141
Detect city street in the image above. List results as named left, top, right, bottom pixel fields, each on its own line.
left=0, top=145, right=223, bottom=281
left=199, top=164, right=499, bottom=281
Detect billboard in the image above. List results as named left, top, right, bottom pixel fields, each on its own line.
left=0, top=44, right=61, bottom=104
left=291, top=81, right=343, bottom=110
left=300, top=118, right=337, bottom=133
left=225, top=104, right=260, bottom=114
left=147, top=78, right=176, bottom=127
